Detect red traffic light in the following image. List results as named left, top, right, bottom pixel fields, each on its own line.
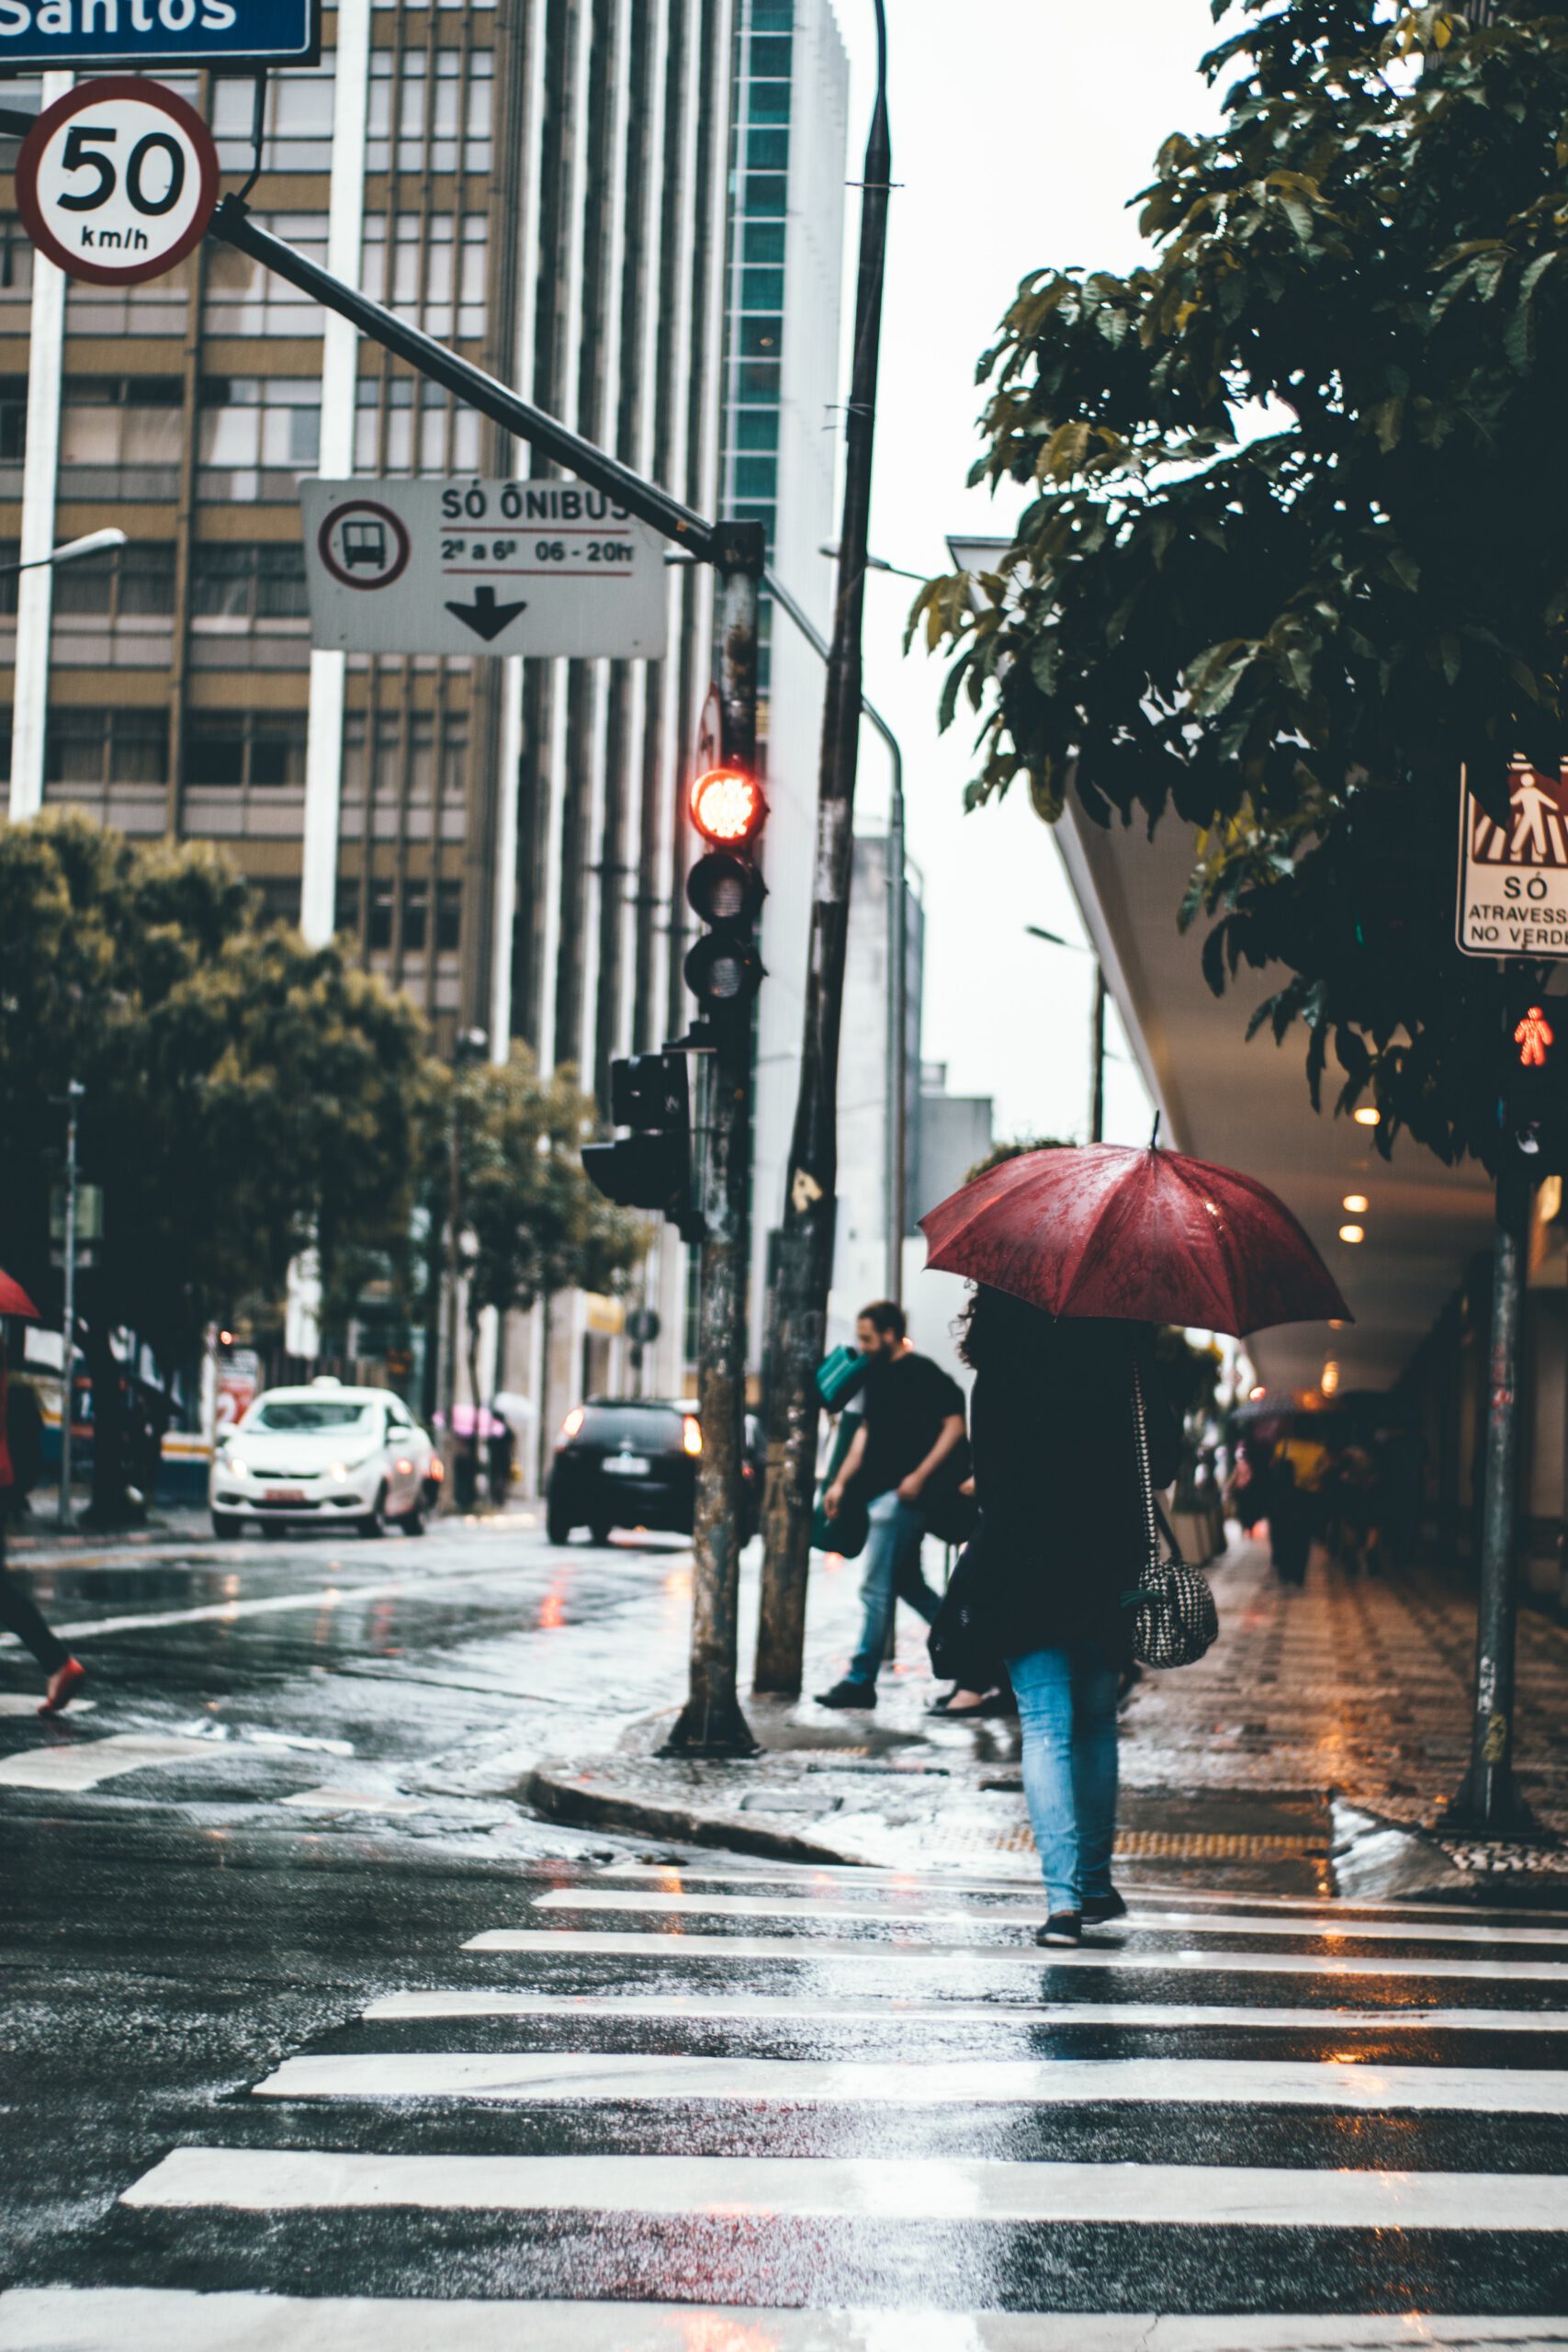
left=1517, top=1005, right=1555, bottom=1069
left=690, top=765, right=765, bottom=846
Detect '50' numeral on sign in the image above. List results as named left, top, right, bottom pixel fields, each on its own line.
left=58, top=123, right=186, bottom=216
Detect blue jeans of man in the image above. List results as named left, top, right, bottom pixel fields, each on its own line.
left=1005, top=1641, right=1120, bottom=1916
left=846, top=1491, right=940, bottom=1689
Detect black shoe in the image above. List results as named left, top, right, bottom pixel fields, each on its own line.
left=815, top=1678, right=876, bottom=1710
left=1035, top=1913, right=1082, bottom=1947
left=1080, top=1889, right=1128, bottom=1922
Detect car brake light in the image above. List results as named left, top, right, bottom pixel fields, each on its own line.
left=397, top=1459, right=413, bottom=1476
left=429, top=1457, right=445, bottom=1482
left=560, top=1406, right=586, bottom=1444
left=682, top=1415, right=702, bottom=1457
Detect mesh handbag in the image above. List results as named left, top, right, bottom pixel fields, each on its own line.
left=1121, top=1362, right=1220, bottom=1670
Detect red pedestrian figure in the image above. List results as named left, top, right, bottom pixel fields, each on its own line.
left=1516, top=1005, right=1554, bottom=1069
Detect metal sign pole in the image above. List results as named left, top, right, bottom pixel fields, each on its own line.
left=57, top=1080, right=83, bottom=1532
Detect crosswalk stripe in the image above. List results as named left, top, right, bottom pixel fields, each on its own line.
left=251, top=2051, right=1568, bottom=2114
left=532, top=1887, right=1568, bottom=1947
left=6, top=2290, right=1564, bottom=2350
left=362, top=1987, right=1568, bottom=2034
left=0, top=1693, right=95, bottom=1716
left=0, top=1557, right=547, bottom=1650
left=0, top=1733, right=209, bottom=1792
left=589, top=1861, right=1559, bottom=1924
left=463, top=1927, right=1568, bottom=1982
left=118, top=2144, right=1568, bottom=2229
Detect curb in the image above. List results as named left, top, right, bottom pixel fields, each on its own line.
left=524, top=1764, right=867, bottom=1870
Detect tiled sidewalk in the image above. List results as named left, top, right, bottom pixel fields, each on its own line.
left=1124, top=1537, right=1568, bottom=1840
left=529, top=1534, right=1568, bottom=1890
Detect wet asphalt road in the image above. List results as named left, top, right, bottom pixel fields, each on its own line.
left=4, top=1516, right=1568, bottom=2346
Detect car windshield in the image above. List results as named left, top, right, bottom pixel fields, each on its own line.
left=246, top=1400, right=378, bottom=1433
left=578, top=1405, right=681, bottom=1447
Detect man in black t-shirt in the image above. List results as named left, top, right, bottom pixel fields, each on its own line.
left=816, top=1300, right=967, bottom=1709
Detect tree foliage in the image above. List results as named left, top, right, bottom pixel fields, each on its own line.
left=0, top=814, right=434, bottom=1501
left=423, top=1046, right=647, bottom=1405
left=910, top=0, right=1568, bottom=1167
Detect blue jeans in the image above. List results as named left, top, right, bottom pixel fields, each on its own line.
left=846, top=1491, right=940, bottom=1687
left=1005, top=1642, right=1120, bottom=1916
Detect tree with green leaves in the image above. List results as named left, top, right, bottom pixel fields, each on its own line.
left=436, top=1046, right=647, bottom=1418
left=0, top=812, right=434, bottom=1519
left=911, top=0, right=1568, bottom=1170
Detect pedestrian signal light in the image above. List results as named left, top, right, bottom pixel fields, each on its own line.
left=1517, top=1005, right=1554, bottom=1069
left=691, top=765, right=765, bottom=845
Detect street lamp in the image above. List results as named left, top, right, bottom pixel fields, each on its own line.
left=1025, top=923, right=1108, bottom=1144
left=0, top=526, right=127, bottom=579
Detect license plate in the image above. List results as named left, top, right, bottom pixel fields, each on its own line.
left=264, top=1487, right=307, bottom=1504
left=604, top=1455, right=650, bottom=1476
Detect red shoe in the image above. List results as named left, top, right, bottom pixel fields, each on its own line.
left=39, top=1657, right=86, bottom=1716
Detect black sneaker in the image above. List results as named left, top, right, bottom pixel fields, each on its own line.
left=1080, top=1889, right=1128, bottom=1922
left=1034, top=1913, right=1082, bottom=1947
left=815, top=1678, right=876, bottom=1710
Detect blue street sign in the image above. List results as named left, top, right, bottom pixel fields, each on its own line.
left=0, top=0, right=320, bottom=73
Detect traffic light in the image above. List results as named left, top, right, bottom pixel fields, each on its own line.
left=581, top=1051, right=701, bottom=1238
left=1502, top=990, right=1568, bottom=1162
left=685, top=765, right=767, bottom=1016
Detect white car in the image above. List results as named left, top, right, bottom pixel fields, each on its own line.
left=210, top=1378, right=434, bottom=1539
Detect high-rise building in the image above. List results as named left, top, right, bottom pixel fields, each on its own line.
left=4, top=0, right=736, bottom=1098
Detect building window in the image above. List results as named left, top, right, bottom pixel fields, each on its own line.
left=211, top=73, right=336, bottom=175
left=367, top=51, right=493, bottom=175
left=192, top=543, right=310, bottom=624
left=0, top=219, right=32, bottom=298
left=184, top=713, right=308, bottom=789
left=355, top=377, right=480, bottom=475
left=60, top=378, right=183, bottom=469
left=400, top=877, right=429, bottom=950
left=368, top=877, right=395, bottom=952
left=0, top=377, right=25, bottom=462
left=204, top=214, right=331, bottom=335
left=334, top=875, right=361, bottom=934
left=198, top=379, right=321, bottom=478
left=254, top=876, right=302, bottom=928
left=46, top=708, right=168, bottom=788
left=53, top=542, right=175, bottom=621
left=360, top=214, right=489, bottom=341
left=436, top=878, right=462, bottom=953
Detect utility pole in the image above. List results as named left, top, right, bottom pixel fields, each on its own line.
left=57, top=1079, right=82, bottom=1531
left=755, top=7, right=892, bottom=1696
left=1090, top=965, right=1107, bottom=1145
left=666, top=529, right=763, bottom=1757
left=441, top=1026, right=488, bottom=1513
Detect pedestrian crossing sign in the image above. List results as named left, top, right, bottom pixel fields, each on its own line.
left=1457, top=757, right=1568, bottom=958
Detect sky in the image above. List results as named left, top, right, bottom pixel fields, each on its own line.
left=822, top=0, right=1224, bottom=1148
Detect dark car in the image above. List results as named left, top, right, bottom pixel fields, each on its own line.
left=546, top=1397, right=761, bottom=1546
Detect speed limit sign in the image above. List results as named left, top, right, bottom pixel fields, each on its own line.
left=15, top=79, right=219, bottom=288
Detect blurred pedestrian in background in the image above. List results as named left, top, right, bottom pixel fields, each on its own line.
left=0, top=1331, right=85, bottom=1716
left=815, top=1301, right=968, bottom=1711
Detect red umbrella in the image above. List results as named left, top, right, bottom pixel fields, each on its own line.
left=919, top=1143, right=1351, bottom=1338
left=0, top=1267, right=41, bottom=1321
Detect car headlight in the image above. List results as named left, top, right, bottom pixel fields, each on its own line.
left=220, top=1447, right=247, bottom=1473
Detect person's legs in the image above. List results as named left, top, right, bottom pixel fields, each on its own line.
left=890, top=1511, right=941, bottom=1625
left=1004, top=1646, right=1078, bottom=1916
left=1070, top=1642, right=1122, bottom=1903
left=845, top=1492, right=906, bottom=1688
left=0, top=1518, right=70, bottom=1674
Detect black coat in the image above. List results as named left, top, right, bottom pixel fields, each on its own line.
left=931, top=1318, right=1179, bottom=1668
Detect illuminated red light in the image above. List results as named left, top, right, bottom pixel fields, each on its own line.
left=1517, top=1005, right=1554, bottom=1069
left=690, top=766, right=763, bottom=844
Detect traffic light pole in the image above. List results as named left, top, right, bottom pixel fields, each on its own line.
left=1443, top=986, right=1546, bottom=1838
left=755, top=3, right=891, bottom=1697
left=666, top=528, right=764, bottom=1758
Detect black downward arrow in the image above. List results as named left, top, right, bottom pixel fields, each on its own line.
left=445, top=584, right=528, bottom=642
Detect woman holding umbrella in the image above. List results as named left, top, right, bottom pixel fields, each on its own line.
left=0, top=1272, right=85, bottom=1715
left=923, top=1136, right=1348, bottom=1948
